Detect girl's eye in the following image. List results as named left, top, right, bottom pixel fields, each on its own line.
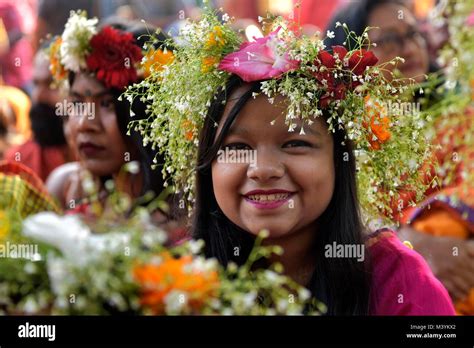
left=100, top=99, right=114, bottom=109
left=283, top=140, right=313, bottom=148
left=222, top=142, right=252, bottom=151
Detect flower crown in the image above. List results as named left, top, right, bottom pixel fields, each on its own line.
left=125, top=8, right=434, bottom=222
left=48, top=10, right=174, bottom=90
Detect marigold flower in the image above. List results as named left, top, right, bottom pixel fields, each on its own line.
left=142, top=48, right=174, bottom=78
left=181, top=120, right=196, bottom=141
left=201, top=56, right=219, bottom=73
left=133, top=252, right=220, bottom=314
left=205, top=26, right=226, bottom=50
left=364, top=95, right=391, bottom=150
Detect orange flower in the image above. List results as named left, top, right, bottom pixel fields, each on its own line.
left=181, top=120, right=195, bottom=141
left=364, top=95, right=391, bottom=150
left=133, top=252, right=220, bottom=314
left=201, top=56, right=219, bottom=73
left=142, top=48, right=174, bottom=78
left=49, top=37, right=67, bottom=81
left=205, top=26, right=225, bottom=50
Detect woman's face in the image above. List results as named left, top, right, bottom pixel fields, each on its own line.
left=368, top=3, right=429, bottom=83
left=67, top=72, right=128, bottom=177
left=211, top=86, right=335, bottom=240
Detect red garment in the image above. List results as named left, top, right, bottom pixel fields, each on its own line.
left=4, top=140, right=67, bottom=182
left=0, top=1, right=34, bottom=89
left=293, top=0, right=344, bottom=31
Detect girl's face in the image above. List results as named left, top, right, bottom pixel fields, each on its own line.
left=211, top=86, right=335, bottom=240
left=368, top=3, right=429, bottom=83
left=68, top=72, right=128, bottom=177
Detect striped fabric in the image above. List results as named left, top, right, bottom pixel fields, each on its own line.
left=0, top=161, right=60, bottom=217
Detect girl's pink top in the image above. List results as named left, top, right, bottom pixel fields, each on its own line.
left=367, top=229, right=455, bottom=315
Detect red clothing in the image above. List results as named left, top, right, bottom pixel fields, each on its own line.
left=293, top=0, right=344, bottom=31
left=5, top=140, right=67, bottom=182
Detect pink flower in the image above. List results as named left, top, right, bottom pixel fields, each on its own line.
left=467, top=10, right=474, bottom=26
left=218, top=27, right=299, bottom=82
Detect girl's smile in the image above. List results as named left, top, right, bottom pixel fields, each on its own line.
left=243, top=189, right=296, bottom=210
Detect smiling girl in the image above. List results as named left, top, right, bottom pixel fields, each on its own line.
left=127, top=10, right=455, bottom=315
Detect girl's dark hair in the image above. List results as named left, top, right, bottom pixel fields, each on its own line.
left=192, top=75, right=371, bottom=315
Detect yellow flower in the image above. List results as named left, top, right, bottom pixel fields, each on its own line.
left=49, top=37, right=67, bottom=81
left=142, top=48, right=175, bottom=78
left=205, top=26, right=226, bottom=50
left=0, top=210, right=11, bottom=241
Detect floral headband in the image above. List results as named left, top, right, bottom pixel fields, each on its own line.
left=48, top=10, right=174, bottom=90
left=124, top=8, right=434, bottom=222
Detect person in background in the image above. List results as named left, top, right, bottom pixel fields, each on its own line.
left=0, top=86, right=31, bottom=158
left=326, top=0, right=474, bottom=314
left=0, top=0, right=36, bottom=95
left=4, top=48, right=72, bottom=182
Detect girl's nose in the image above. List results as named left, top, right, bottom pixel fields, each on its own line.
left=246, top=148, right=285, bottom=182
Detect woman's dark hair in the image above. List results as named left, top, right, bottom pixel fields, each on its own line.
left=325, top=0, right=406, bottom=48
left=192, top=75, right=371, bottom=315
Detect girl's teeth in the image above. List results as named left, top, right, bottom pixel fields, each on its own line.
left=247, top=193, right=290, bottom=202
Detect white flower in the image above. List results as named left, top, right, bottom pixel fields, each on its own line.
left=222, top=13, right=230, bottom=22
left=264, top=270, right=281, bottom=283
left=23, top=298, right=40, bottom=314
left=23, top=212, right=130, bottom=266
left=298, top=287, right=311, bottom=301
left=60, top=11, right=98, bottom=72
left=326, top=30, right=335, bottom=39
left=23, top=212, right=91, bottom=265
left=187, top=239, right=205, bottom=254
left=164, top=290, right=188, bottom=314
left=277, top=298, right=289, bottom=312
left=242, top=292, right=257, bottom=309
left=124, top=161, right=140, bottom=174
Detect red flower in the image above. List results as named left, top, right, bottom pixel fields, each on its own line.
left=313, top=46, right=378, bottom=107
left=86, top=26, right=143, bottom=90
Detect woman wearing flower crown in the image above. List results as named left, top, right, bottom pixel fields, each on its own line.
left=125, top=7, right=456, bottom=315
left=47, top=12, right=185, bottom=237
